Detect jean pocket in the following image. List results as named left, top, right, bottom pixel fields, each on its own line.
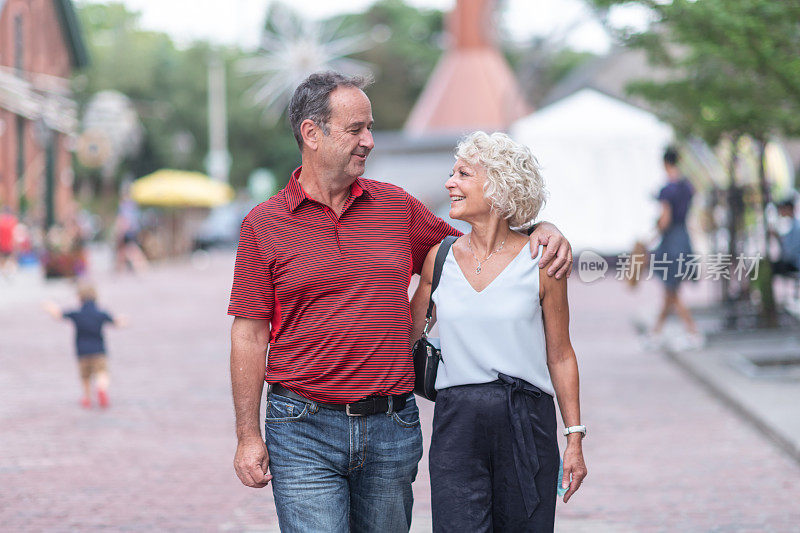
left=391, top=395, right=420, bottom=428
left=265, top=394, right=310, bottom=423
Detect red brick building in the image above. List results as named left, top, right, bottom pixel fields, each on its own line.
left=0, top=0, right=87, bottom=227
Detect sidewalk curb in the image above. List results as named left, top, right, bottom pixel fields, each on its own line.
left=661, top=347, right=800, bottom=465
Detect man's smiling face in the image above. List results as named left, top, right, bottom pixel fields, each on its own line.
left=316, top=86, right=375, bottom=181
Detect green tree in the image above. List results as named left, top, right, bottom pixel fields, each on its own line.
left=74, top=2, right=298, bottom=194
left=590, top=0, right=800, bottom=326
left=511, top=42, right=596, bottom=108
left=333, top=0, right=445, bottom=129
left=74, top=0, right=599, bottom=200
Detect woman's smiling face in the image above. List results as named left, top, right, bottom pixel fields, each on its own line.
left=446, top=158, right=490, bottom=222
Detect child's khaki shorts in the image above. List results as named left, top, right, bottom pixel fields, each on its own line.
left=78, top=354, right=108, bottom=380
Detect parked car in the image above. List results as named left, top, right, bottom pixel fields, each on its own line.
left=192, top=201, right=254, bottom=251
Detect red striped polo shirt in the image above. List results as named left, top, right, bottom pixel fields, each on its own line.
left=228, top=167, right=458, bottom=403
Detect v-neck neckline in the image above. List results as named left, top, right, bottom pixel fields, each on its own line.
left=450, top=242, right=530, bottom=294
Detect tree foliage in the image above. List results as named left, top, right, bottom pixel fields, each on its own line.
left=589, top=0, right=800, bottom=143
left=73, top=0, right=595, bottom=194
left=74, top=2, right=298, bottom=191
left=512, top=43, right=596, bottom=108
left=589, top=0, right=800, bottom=324
left=333, top=0, right=445, bottom=129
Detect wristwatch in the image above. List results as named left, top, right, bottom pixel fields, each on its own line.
left=563, top=425, right=587, bottom=437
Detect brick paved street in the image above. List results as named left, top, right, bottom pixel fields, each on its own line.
left=2, top=250, right=799, bottom=532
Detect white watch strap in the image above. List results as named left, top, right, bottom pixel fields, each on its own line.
left=563, top=425, right=586, bottom=437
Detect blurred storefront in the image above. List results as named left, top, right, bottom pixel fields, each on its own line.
left=0, top=0, right=88, bottom=228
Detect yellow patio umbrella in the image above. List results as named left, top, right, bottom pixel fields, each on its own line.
left=130, top=170, right=234, bottom=257
left=130, top=169, right=234, bottom=207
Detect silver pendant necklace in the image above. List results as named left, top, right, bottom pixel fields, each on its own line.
left=467, top=233, right=506, bottom=274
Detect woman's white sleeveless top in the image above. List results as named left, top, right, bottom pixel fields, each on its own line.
left=432, top=242, right=555, bottom=396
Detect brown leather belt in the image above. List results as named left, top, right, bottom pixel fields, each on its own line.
left=269, top=383, right=408, bottom=416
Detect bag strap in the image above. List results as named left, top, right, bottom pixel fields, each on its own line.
left=424, top=235, right=458, bottom=334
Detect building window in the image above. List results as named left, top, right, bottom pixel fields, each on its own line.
left=14, top=15, right=23, bottom=75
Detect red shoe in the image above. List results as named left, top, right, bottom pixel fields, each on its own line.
left=97, top=389, right=109, bottom=408
left=80, top=397, right=91, bottom=409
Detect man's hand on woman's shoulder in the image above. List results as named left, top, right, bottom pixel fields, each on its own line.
left=528, top=221, right=573, bottom=279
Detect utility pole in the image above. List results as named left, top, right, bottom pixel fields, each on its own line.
left=206, top=53, right=230, bottom=182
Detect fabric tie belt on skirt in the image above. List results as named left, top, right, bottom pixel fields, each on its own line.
left=497, top=372, right=546, bottom=518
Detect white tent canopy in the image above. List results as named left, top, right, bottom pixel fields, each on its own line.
left=511, top=88, right=674, bottom=255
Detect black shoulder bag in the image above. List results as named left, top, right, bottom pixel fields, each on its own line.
left=413, top=235, right=457, bottom=401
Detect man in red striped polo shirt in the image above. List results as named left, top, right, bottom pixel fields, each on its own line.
left=228, top=72, right=573, bottom=533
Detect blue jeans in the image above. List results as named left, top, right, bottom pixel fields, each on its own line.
left=265, top=392, right=423, bottom=533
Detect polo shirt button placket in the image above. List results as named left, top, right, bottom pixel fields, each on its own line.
left=324, top=207, right=343, bottom=253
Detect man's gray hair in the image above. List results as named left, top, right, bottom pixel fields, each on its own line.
left=288, top=71, right=372, bottom=150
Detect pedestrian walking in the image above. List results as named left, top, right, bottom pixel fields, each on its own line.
left=647, top=147, right=702, bottom=348
left=768, top=197, right=800, bottom=275
left=43, top=282, right=126, bottom=408
left=228, top=71, right=575, bottom=533
left=0, top=206, right=18, bottom=279
left=114, top=192, right=149, bottom=273
left=410, top=132, right=587, bottom=532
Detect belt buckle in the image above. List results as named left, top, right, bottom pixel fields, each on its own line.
left=386, top=396, right=394, bottom=414
left=345, top=403, right=364, bottom=417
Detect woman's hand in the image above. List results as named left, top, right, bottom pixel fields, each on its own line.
left=561, top=436, right=587, bottom=503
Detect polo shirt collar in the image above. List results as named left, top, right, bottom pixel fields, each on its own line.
left=285, top=167, right=306, bottom=212
left=285, top=166, right=375, bottom=212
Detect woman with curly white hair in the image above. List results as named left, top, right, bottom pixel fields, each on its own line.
left=410, top=131, right=587, bottom=532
